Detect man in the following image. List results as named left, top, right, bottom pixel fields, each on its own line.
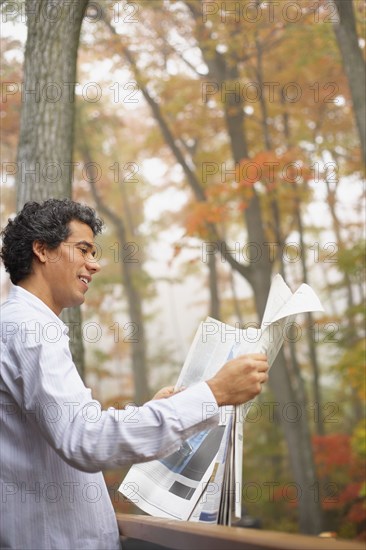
left=0, top=199, right=268, bottom=549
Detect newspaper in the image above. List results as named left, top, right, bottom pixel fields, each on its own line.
left=119, top=274, right=324, bottom=523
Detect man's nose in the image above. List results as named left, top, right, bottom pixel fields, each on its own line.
left=86, top=256, right=101, bottom=273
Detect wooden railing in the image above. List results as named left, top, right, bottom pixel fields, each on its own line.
left=117, top=514, right=365, bottom=550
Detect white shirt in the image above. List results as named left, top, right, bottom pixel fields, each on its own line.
left=0, top=285, right=219, bottom=549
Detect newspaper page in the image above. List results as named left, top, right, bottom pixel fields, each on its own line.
left=188, top=415, right=233, bottom=523
left=119, top=319, right=243, bottom=520
left=191, top=407, right=239, bottom=525
left=119, top=274, right=324, bottom=522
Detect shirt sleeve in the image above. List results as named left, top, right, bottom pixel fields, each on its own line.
left=2, top=323, right=220, bottom=472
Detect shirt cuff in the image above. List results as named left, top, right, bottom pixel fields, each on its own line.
left=167, top=381, right=220, bottom=431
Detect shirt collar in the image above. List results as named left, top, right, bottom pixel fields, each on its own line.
left=7, top=285, right=69, bottom=335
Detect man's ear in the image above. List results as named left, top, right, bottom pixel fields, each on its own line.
left=32, top=241, right=48, bottom=263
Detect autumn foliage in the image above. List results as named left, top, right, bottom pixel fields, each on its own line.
left=313, top=433, right=366, bottom=540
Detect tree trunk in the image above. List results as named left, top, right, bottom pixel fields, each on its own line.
left=77, top=138, right=150, bottom=405
left=114, top=225, right=150, bottom=405
left=229, top=268, right=244, bottom=325
left=208, top=252, right=221, bottom=319
left=295, top=192, right=324, bottom=434
left=281, top=93, right=324, bottom=429
left=16, top=0, right=89, bottom=376
left=332, top=0, right=366, bottom=163
left=324, top=176, right=356, bottom=320
left=323, top=176, right=364, bottom=423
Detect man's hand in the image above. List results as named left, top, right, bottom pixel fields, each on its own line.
left=207, top=354, right=269, bottom=406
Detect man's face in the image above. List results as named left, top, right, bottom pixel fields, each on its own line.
left=39, top=220, right=101, bottom=314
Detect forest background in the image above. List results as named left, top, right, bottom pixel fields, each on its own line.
left=0, top=0, right=365, bottom=540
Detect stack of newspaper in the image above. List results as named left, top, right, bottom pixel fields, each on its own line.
left=119, top=274, right=323, bottom=524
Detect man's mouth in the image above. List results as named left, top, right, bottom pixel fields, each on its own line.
left=78, top=276, right=90, bottom=288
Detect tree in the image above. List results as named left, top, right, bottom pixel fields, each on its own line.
left=15, top=0, right=89, bottom=374
left=76, top=124, right=151, bottom=404
left=108, top=1, right=322, bottom=533
left=332, top=0, right=366, bottom=163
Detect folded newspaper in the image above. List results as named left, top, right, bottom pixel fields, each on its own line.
left=119, top=274, right=324, bottom=524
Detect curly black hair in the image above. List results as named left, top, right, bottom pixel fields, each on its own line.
left=0, top=199, right=104, bottom=285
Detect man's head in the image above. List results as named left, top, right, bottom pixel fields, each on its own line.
left=1, top=199, right=104, bottom=314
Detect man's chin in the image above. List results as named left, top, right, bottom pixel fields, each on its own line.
left=64, top=295, right=86, bottom=310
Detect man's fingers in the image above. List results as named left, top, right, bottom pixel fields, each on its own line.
left=261, top=372, right=269, bottom=383
left=255, top=370, right=268, bottom=383
left=257, top=361, right=269, bottom=372
left=244, top=358, right=269, bottom=372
